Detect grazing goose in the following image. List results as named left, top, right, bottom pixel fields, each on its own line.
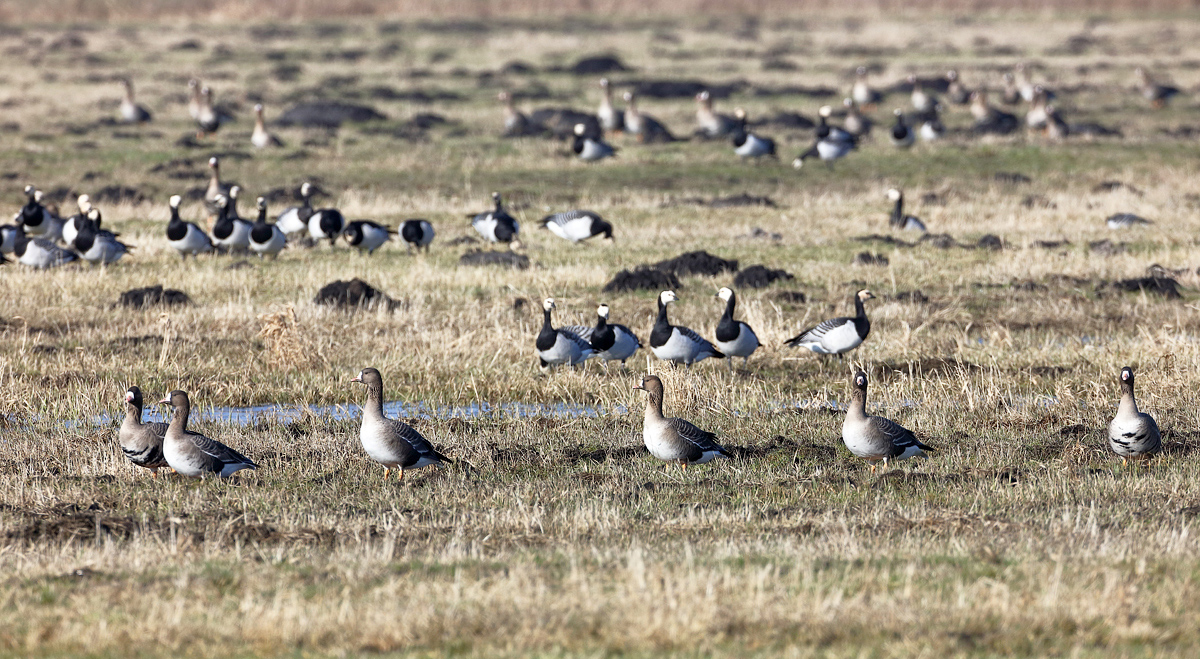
left=499, top=91, right=533, bottom=137
left=731, top=108, right=777, bottom=160
left=945, top=70, right=969, bottom=105
left=342, top=220, right=393, bottom=254
left=1109, top=367, right=1162, bottom=464
left=970, top=91, right=1019, bottom=136
left=211, top=193, right=252, bottom=253
left=889, top=109, right=914, bottom=148
left=590, top=304, right=641, bottom=367
left=785, top=289, right=875, bottom=357
left=15, top=186, right=63, bottom=242
left=13, top=232, right=78, bottom=268
left=572, top=123, right=616, bottom=161
left=119, top=78, right=152, bottom=123
left=471, top=191, right=520, bottom=246
left=793, top=106, right=857, bottom=169
left=851, top=66, right=882, bottom=108
left=307, top=203, right=346, bottom=246
left=842, top=98, right=872, bottom=137
left=633, top=375, right=731, bottom=469
left=187, top=78, right=202, bottom=120
left=650, top=290, right=723, bottom=366
left=536, top=298, right=594, bottom=370
left=158, top=390, right=257, bottom=478
left=843, top=371, right=933, bottom=473
left=623, top=91, right=677, bottom=143
left=73, top=210, right=130, bottom=264
left=695, top=90, right=738, bottom=138
left=597, top=78, right=624, bottom=133
left=276, top=182, right=315, bottom=235
left=918, top=103, right=945, bottom=142
left=118, top=386, right=169, bottom=477
left=350, top=367, right=453, bottom=480
left=1107, top=213, right=1152, bottom=230
left=204, top=157, right=232, bottom=216
left=249, top=197, right=286, bottom=258
left=886, top=189, right=926, bottom=232
left=541, top=209, right=613, bottom=244
left=166, top=195, right=213, bottom=258
left=251, top=104, right=284, bottom=148
left=713, top=287, right=759, bottom=370
left=909, top=75, right=936, bottom=113
left=0, top=222, right=20, bottom=254
left=400, top=219, right=435, bottom=253
left=60, top=194, right=95, bottom=247
left=1135, top=67, right=1180, bottom=109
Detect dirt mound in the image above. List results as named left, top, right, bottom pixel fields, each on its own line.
left=1107, top=276, right=1181, bottom=299
left=603, top=267, right=681, bottom=293
left=570, top=55, right=630, bottom=75
left=852, top=252, right=889, bottom=266
left=277, top=101, right=386, bottom=128
left=918, top=233, right=958, bottom=249
left=92, top=185, right=146, bottom=205
left=459, top=249, right=530, bottom=269
left=709, top=193, right=777, bottom=208
left=313, top=278, right=401, bottom=310
left=652, top=250, right=738, bottom=277
left=993, top=172, right=1031, bottom=185
left=119, top=285, right=191, bottom=308
left=733, top=265, right=794, bottom=289
left=977, top=234, right=1005, bottom=250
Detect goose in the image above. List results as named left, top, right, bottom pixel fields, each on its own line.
left=1109, top=367, right=1162, bottom=464
left=1135, top=67, right=1180, bottom=109
left=118, top=78, right=152, bottom=123
left=851, top=66, right=882, bottom=108
left=945, top=70, right=969, bottom=104
left=633, top=374, right=731, bottom=469
left=342, top=220, right=393, bottom=254
left=1107, top=213, right=1152, bottom=229
left=60, top=194, right=95, bottom=247
left=204, top=157, right=232, bottom=216
left=541, top=209, right=613, bottom=244
left=843, top=371, right=933, bottom=473
left=970, top=91, right=1019, bottom=135
left=1014, top=63, right=1053, bottom=104
left=73, top=209, right=130, bottom=264
left=195, top=86, right=224, bottom=136
left=276, top=182, right=315, bottom=235
left=597, top=78, right=624, bottom=133
left=249, top=197, right=286, bottom=258
left=226, top=185, right=247, bottom=223
left=0, top=222, right=20, bottom=254
left=622, top=91, right=677, bottom=143
left=166, top=195, right=213, bottom=258
left=572, top=123, right=616, bottom=161
left=251, top=103, right=284, bottom=148
left=909, top=74, right=936, bottom=113
left=590, top=304, right=641, bottom=367
left=308, top=203, right=346, bottom=246
left=1001, top=72, right=1020, bottom=105
left=886, top=189, right=926, bottom=232
left=210, top=193, right=252, bottom=252
left=15, top=186, right=63, bottom=242
left=399, top=219, right=435, bottom=253
left=842, top=98, right=872, bottom=137
left=695, top=90, right=738, bottom=138
left=650, top=290, right=723, bottom=366
left=918, top=103, right=945, bottom=142
left=158, top=390, right=257, bottom=478
left=536, top=298, right=594, bottom=370
left=1025, top=86, right=1049, bottom=129
left=731, top=108, right=777, bottom=159
left=785, top=289, right=875, bottom=357
left=13, top=232, right=78, bottom=268
left=499, top=91, right=533, bottom=137
left=793, top=106, right=857, bottom=169
left=471, top=191, right=520, bottom=246
left=350, top=367, right=453, bottom=480
left=118, top=386, right=169, bottom=477
left=713, top=287, right=759, bottom=370
left=187, top=78, right=202, bottom=120
left=889, top=109, right=914, bottom=148
left=1044, top=104, right=1069, bottom=140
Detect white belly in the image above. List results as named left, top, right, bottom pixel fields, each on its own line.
left=715, top=323, right=758, bottom=358
left=163, top=437, right=205, bottom=478
left=549, top=220, right=594, bottom=242
left=651, top=328, right=710, bottom=364
left=83, top=239, right=127, bottom=264
left=171, top=225, right=212, bottom=255
left=802, top=322, right=862, bottom=355
left=539, top=332, right=590, bottom=365
left=277, top=208, right=307, bottom=234
left=598, top=329, right=639, bottom=362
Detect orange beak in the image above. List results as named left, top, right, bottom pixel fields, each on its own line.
left=158, top=396, right=171, bottom=405
left=350, top=375, right=362, bottom=383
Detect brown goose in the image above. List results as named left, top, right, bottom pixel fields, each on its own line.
left=633, top=375, right=730, bottom=469
left=187, top=78, right=202, bottom=120
left=499, top=91, right=532, bottom=137
left=251, top=104, right=284, bottom=148
left=158, top=391, right=257, bottom=478
left=118, top=386, right=169, bottom=477
left=597, top=78, right=624, bottom=133
left=622, top=91, right=677, bottom=143
left=843, top=371, right=933, bottom=473
left=205, top=156, right=232, bottom=217
left=350, top=368, right=453, bottom=480
left=1135, top=67, right=1179, bottom=108
left=1109, top=367, right=1161, bottom=464
left=119, top=79, right=152, bottom=123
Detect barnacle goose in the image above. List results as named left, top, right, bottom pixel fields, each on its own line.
left=536, top=298, right=594, bottom=371
left=343, top=220, right=394, bottom=254
left=843, top=371, right=934, bottom=473
left=696, top=90, right=738, bottom=138
left=909, top=75, right=936, bottom=113
left=308, top=202, right=346, bottom=246
left=61, top=194, right=94, bottom=247
left=471, top=192, right=520, bottom=246
left=1109, top=367, right=1162, bottom=464
left=73, top=210, right=130, bottom=265
left=251, top=104, right=284, bottom=148
left=793, top=106, right=856, bottom=169
left=784, top=289, right=875, bottom=357
left=13, top=232, right=78, bottom=268
left=166, top=195, right=213, bottom=258
left=0, top=222, right=20, bottom=254
left=714, top=287, right=759, bottom=370
left=1135, top=67, right=1180, bottom=109
left=887, top=189, right=926, bottom=232
left=623, top=91, right=677, bottom=143
left=541, top=210, right=613, bottom=244
left=851, top=66, right=882, bottom=108
left=572, top=123, right=616, bottom=161
left=211, top=193, right=253, bottom=253
left=889, top=109, right=914, bottom=148
left=1106, top=213, right=1152, bottom=229
left=249, top=197, right=286, bottom=258
left=400, top=219, right=435, bottom=253
left=119, top=78, right=152, bottom=123
left=597, top=78, right=624, bottom=133
left=731, top=108, right=777, bottom=159
left=15, top=186, right=63, bottom=242
left=276, top=183, right=315, bottom=235
left=590, top=304, right=641, bottom=367
left=650, top=291, right=723, bottom=366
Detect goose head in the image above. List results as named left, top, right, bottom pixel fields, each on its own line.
left=855, top=65, right=868, bottom=79
left=208, top=156, right=219, bottom=170
left=632, top=374, right=664, bottom=399
left=573, top=123, right=587, bottom=136
left=716, top=286, right=734, bottom=302
left=818, top=105, right=833, bottom=119
left=158, top=390, right=189, bottom=408
left=733, top=107, right=747, bottom=121
left=256, top=196, right=267, bottom=211
left=886, top=188, right=902, bottom=202
left=77, top=194, right=91, bottom=213
left=169, top=195, right=182, bottom=209
left=229, top=185, right=240, bottom=201
left=542, top=298, right=556, bottom=312
left=87, top=208, right=101, bottom=223
left=597, top=304, right=610, bottom=319
left=659, top=290, right=678, bottom=306
left=254, top=103, right=264, bottom=116
left=853, top=370, right=868, bottom=391
left=300, top=182, right=312, bottom=198
left=856, top=289, right=876, bottom=302
left=124, top=386, right=144, bottom=408
left=349, top=367, right=382, bottom=387
left=1120, top=366, right=1135, bottom=386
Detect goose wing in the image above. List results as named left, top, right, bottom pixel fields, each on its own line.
left=869, top=416, right=932, bottom=456
left=785, top=316, right=852, bottom=345
left=382, top=418, right=450, bottom=463
left=675, top=325, right=715, bottom=349
left=669, top=418, right=729, bottom=456
left=559, top=325, right=594, bottom=342
left=187, top=431, right=257, bottom=469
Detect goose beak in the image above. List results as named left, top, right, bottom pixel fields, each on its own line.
left=157, top=396, right=171, bottom=405
left=350, top=375, right=362, bottom=383
left=632, top=382, right=644, bottom=390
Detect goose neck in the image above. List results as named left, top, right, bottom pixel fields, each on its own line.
left=1118, top=382, right=1139, bottom=416
left=848, top=387, right=868, bottom=421
left=643, top=389, right=665, bottom=421
left=363, top=383, right=385, bottom=419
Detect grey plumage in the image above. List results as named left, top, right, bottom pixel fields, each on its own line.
left=1109, top=367, right=1162, bottom=462
left=842, top=371, right=933, bottom=472
left=634, top=375, right=730, bottom=468
left=350, top=367, right=452, bottom=480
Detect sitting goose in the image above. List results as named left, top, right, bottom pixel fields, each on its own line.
left=623, top=91, right=677, bottom=143
left=714, top=287, right=759, bottom=370
left=15, top=185, right=63, bottom=242
left=785, top=289, right=875, bottom=357
left=13, top=232, right=78, bottom=268
left=1044, top=105, right=1069, bottom=141
left=73, top=210, right=130, bottom=264
left=970, top=91, right=1019, bottom=136
left=889, top=109, right=914, bottom=148
left=590, top=304, right=641, bottom=367
left=60, top=194, right=95, bottom=247
left=204, top=157, right=232, bottom=216
left=342, top=220, right=393, bottom=254
left=918, top=103, right=945, bottom=142
left=1107, top=213, right=1152, bottom=230
left=351, top=367, right=454, bottom=480
left=249, top=197, right=286, bottom=258
left=399, top=219, right=435, bottom=253
left=536, top=298, right=594, bottom=371
left=499, top=91, right=533, bottom=137
left=166, top=195, right=213, bottom=258
left=650, top=291, right=723, bottom=366
left=572, top=123, right=616, bottom=161
left=158, top=390, right=257, bottom=478
left=118, top=386, right=169, bottom=477
left=842, top=98, right=872, bottom=137
left=540, top=209, right=613, bottom=244
left=843, top=371, right=934, bottom=473
left=251, top=104, right=284, bottom=148
left=471, top=191, right=520, bottom=246
left=851, top=66, right=882, bottom=108
left=731, top=108, right=777, bottom=160
left=211, top=193, right=252, bottom=253
left=276, top=182, right=315, bottom=235
left=119, top=78, right=152, bottom=123
left=945, top=70, right=969, bottom=105
left=794, top=106, right=856, bottom=169
left=909, top=74, right=937, bottom=113
left=695, top=90, right=738, bottom=138
left=1109, top=367, right=1162, bottom=464
left=597, top=79, right=624, bottom=133
left=1135, top=67, right=1180, bottom=109
left=195, top=86, right=228, bottom=137
left=633, top=375, right=731, bottom=469
left=886, top=189, right=926, bottom=232
left=307, top=202, right=346, bottom=247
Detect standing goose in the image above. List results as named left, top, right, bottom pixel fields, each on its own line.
left=572, top=123, right=616, bottom=161
left=248, top=197, right=286, bottom=258
left=650, top=291, right=723, bottom=366
left=13, top=233, right=78, bottom=268
left=471, top=191, right=520, bottom=246
left=695, top=90, right=738, bottom=138
left=843, top=371, right=934, bottom=473
left=187, top=78, right=202, bottom=121
left=536, top=298, right=594, bottom=370
left=887, top=189, right=926, bottom=232
left=165, top=195, right=213, bottom=258
left=499, top=91, right=533, bottom=137
left=73, top=210, right=130, bottom=264
left=251, top=104, right=284, bottom=148
left=889, top=109, right=914, bottom=148
left=851, top=66, right=882, bottom=108
left=204, top=157, right=232, bottom=216
left=350, top=368, right=453, bottom=480
left=633, top=375, right=731, bottom=469
left=945, top=70, right=969, bottom=105
left=195, top=86, right=225, bottom=137
left=342, top=220, right=394, bottom=254
left=794, top=106, right=856, bottom=169
left=785, top=289, right=875, bottom=357
left=909, top=74, right=936, bottom=113
left=540, top=209, right=613, bottom=244
left=842, top=98, right=872, bottom=137
left=1107, top=213, right=1152, bottom=230
left=1135, top=67, right=1180, bottom=109
left=118, top=386, right=169, bottom=477
left=590, top=304, right=641, bottom=367
left=15, top=185, right=63, bottom=242
left=731, top=108, right=777, bottom=160
left=60, top=194, right=95, bottom=247
left=119, top=78, right=152, bottom=123
left=622, top=91, right=677, bottom=143
left=1109, top=367, right=1162, bottom=464
left=1001, top=72, right=1021, bottom=105
left=713, top=287, right=759, bottom=370
left=918, top=103, right=945, bottom=142
left=307, top=202, right=346, bottom=247
left=276, top=182, right=315, bottom=235
left=597, top=78, right=624, bottom=133
left=1014, top=63, right=1037, bottom=102
left=158, top=390, right=257, bottom=478
left=399, top=219, right=435, bottom=253
left=211, top=193, right=252, bottom=253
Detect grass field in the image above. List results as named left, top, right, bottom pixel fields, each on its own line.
left=4, top=10, right=1200, bottom=658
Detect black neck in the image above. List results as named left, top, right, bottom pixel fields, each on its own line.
left=854, top=295, right=866, bottom=319
left=891, top=197, right=903, bottom=224
left=721, top=294, right=736, bottom=323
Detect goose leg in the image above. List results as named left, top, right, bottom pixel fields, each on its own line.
left=382, top=467, right=390, bottom=480
left=397, top=467, right=405, bottom=481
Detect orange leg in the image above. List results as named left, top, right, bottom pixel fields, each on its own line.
left=396, top=467, right=405, bottom=481
left=382, top=467, right=390, bottom=480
